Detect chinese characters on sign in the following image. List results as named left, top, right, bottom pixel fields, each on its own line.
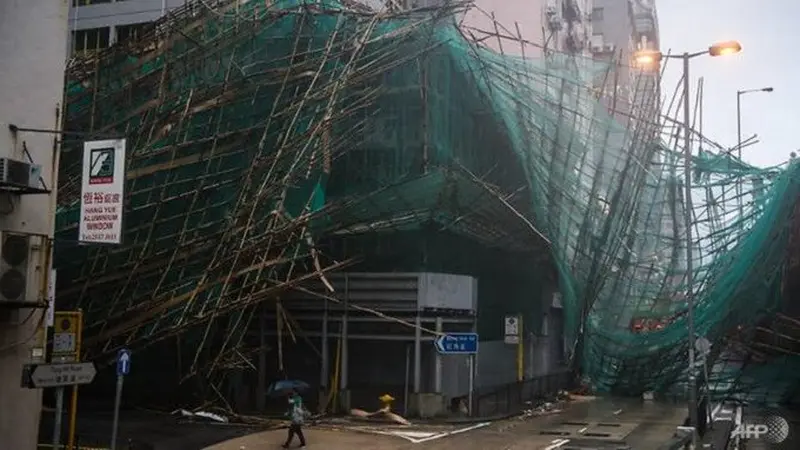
left=79, top=139, right=126, bottom=244
left=442, top=335, right=475, bottom=352
left=435, top=333, right=478, bottom=354
left=504, top=315, right=521, bottom=345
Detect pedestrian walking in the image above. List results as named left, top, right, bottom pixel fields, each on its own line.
left=282, top=390, right=308, bottom=448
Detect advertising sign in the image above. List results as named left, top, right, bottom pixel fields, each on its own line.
left=79, top=139, right=126, bottom=244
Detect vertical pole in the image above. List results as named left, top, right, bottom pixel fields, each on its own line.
left=736, top=91, right=742, bottom=160
left=404, top=344, right=411, bottom=415
left=53, top=387, right=64, bottom=450
left=467, top=355, right=474, bottom=416
left=110, top=375, right=124, bottom=450
left=517, top=316, right=524, bottom=382
left=434, top=317, right=442, bottom=393
left=682, top=52, right=699, bottom=449
left=413, top=314, right=422, bottom=393
left=339, top=276, right=349, bottom=409
left=736, top=90, right=743, bottom=219
left=256, top=306, right=266, bottom=411
left=321, top=300, right=329, bottom=390
left=66, top=311, right=83, bottom=450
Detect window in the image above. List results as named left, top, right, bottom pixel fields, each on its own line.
left=592, top=7, right=604, bottom=21
left=117, top=22, right=154, bottom=45
left=72, top=0, right=113, bottom=6
left=71, top=27, right=110, bottom=55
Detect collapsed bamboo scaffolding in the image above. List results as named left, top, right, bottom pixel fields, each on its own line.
left=54, top=0, right=800, bottom=407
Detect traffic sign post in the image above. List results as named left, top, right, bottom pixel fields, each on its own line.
left=22, top=361, right=96, bottom=450
left=434, top=333, right=479, bottom=416
left=434, top=333, right=478, bottom=354
left=28, top=362, right=97, bottom=388
left=111, top=349, right=131, bottom=450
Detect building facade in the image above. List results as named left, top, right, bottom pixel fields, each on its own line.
left=590, top=0, right=659, bottom=119
left=69, top=0, right=189, bottom=54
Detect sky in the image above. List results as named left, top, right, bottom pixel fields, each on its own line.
left=657, top=0, right=799, bottom=168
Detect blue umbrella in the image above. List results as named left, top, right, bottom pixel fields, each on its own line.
left=267, top=379, right=310, bottom=397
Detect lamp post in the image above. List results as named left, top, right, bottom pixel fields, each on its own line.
left=735, top=87, right=773, bottom=217
left=737, top=87, right=773, bottom=159
left=634, top=40, right=742, bottom=449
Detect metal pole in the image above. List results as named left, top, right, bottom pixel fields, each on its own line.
left=682, top=52, right=699, bottom=449
left=321, top=300, right=329, bottom=390
left=736, top=90, right=743, bottom=219
left=434, top=317, right=443, bottom=393
left=53, top=387, right=64, bottom=450
left=404, top=344, right=411, bottom=415
left=110, top=375, right=124, bottom=450
left=736, top=91, right=742, bottom=160
left=467, top=354, right=474, bottom=416
left=413, top=314, right=421, bottom=393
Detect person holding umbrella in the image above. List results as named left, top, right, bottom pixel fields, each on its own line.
left=282, top=389, right=309, bottom=449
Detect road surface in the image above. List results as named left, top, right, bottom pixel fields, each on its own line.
left=207, top=397, right=687, bottom=449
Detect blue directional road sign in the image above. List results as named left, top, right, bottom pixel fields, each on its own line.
left=434, top=333, right=478, bottom=354
left=116, top=348, right=131, bottom=376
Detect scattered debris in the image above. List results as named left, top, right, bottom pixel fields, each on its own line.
left=349, top=407, right=411, bottom=425
left=173, top=409, right=229, bottom=423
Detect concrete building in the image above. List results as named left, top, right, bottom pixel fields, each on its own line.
left=69, top=0, right=188, bottom=54
left=0, top=1, right=69, bottom=448
left=589, top=0, right=660, bottom=119
left=461, top=0, right=593, bottom=58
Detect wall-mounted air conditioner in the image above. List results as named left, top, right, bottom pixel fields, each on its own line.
left=0, top=157, right=41, bottom=189
left=0, top=231, right=30, bottom=303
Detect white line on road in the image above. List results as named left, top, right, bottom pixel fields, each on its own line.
left=544, top=439, right=570, bottom=449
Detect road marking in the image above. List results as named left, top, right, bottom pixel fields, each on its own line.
left=411, top=422, right=491, bottom=444
left=364, top=422, right=492, bottom=444
left=544, top=439, right=570, bottom=449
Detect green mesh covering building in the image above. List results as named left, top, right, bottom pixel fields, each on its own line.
left=55, top=0, right=800, bottom=407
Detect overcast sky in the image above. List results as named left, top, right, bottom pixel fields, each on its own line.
left=658, top=0, right=798, bottom=168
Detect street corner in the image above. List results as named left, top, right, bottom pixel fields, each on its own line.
left=201, top=427, right=411, bottom=450
left=343, top=421, right=493, bottom=444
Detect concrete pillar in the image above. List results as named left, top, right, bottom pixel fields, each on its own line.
left=0, top=1, right=68, bottom=448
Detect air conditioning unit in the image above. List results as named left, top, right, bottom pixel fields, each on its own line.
left=0, top=231, right=30, bottom=303
left=0, top=157, right=41, bottom=189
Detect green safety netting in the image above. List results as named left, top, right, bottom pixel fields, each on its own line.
left=55, top=0, right=800, bottom=403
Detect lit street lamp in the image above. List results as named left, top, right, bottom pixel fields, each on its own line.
left=633, top=40, right=742, bottom=449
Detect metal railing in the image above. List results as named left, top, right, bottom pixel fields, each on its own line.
left=472, top=370, right=573, bottom=418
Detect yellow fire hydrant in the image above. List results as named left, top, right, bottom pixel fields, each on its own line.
left=379, top=394, right=395, bottom=412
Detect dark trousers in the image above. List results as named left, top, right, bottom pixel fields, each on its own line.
left=283, top=423, right=306, bottom=447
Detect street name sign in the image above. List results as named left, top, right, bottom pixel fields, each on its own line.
left=30, top=362, right=97, bottom=388
left=434, top=333, right=478, bottom=354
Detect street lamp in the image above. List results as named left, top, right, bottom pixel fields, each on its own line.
left=735, top=86, right=773, bottom=219
left=633, top=40, right=742, bottom=448
left=737, top=87, right=773, bottom=159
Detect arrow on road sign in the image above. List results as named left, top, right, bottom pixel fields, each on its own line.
left=117, top=348, right=131, bottom=376
left=29, top=362, right=97, bottom=388
left=434, top=333, right=479, bottom=354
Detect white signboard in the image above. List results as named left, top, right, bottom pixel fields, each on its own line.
left=504, top=315, right=521, bottom=345
left=79, top=139, right=126, bottom=244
